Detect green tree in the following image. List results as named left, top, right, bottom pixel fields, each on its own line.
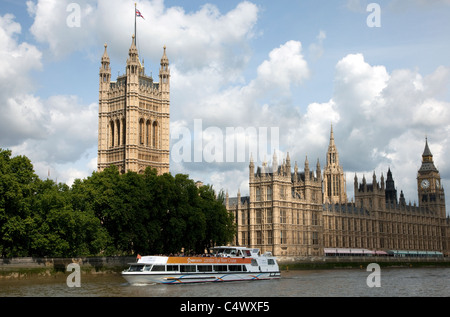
left=198, top=186, right=236, bottom=253
left=0, top=149, right=38, bottom=257
left=0, top=149, right=237, bottom=258
left=71, top=166, right=122, bottom=255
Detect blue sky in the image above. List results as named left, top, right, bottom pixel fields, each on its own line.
left=1, top=0, right=450, bottom=214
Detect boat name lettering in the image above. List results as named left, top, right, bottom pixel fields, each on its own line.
left=187, top=257, right=240, bottom=264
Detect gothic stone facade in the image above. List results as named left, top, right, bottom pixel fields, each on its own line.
left=97, top=36, right=170, bottom=175
left=227, top=130, right=449, bottom=257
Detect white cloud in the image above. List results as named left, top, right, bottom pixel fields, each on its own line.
left=309, top=30, right=326, bottom=60
left=26, top=0, right=259, bottom=74
left=27, top=0, right=97, bottom=58
left=255, top=40, right=310, bottom=94
left=0, top=13, right=43, bottom=145
left=0, top=14, right=42, bottom=92
left=0, top=13, right=97, bottom=184
left=327, top=53, right=450, bottom=205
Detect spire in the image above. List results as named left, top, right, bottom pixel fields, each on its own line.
left=329, top=123, right=335, bottom=147
left=419, top=137, right=438, bottom=172
left=126, top=34, right=140, bottom=80
left=422, top=137, right=433, bottom=158
left=100, top=43, right=111, bottom=88
left=128, top=35, right=138, bottom=59
left=159, top=46, right=170, bottom=92
left=161, top=46, right=168, bottom=62
left=160, top=46, right=169, bottom=71
left=327, top=124, right=339, bottom=166
left=102, top=43, right=110, bottom=63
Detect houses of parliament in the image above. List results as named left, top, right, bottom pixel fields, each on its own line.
left=97, top=35, right=449, bottom=258
left=97, top=35, right=170, bottom=175
left=226, top=127, right=450, bottom=257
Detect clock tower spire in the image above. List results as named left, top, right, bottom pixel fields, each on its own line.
left=417, top=138, right=445, bottom=217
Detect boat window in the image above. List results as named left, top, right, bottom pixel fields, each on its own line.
left=180, top=265, right=196, bottom=273
left=144, top=265, right=152, bottom=271
left=268, top=259, right=275, bottom=265
left=244, top=250, right=252, bottom=256
left=129, top=264, right=145, bottom=272
left=198, top=265, right=213, bottom=272
left=167, top=265, right=179, bottom=272
left=228, top=265, right=242, bottom=272
left=251, top=259, right=258, bottom=266
left=151, top=265, right=166, bottom=272
left=213, top=265, right=227, bottom=272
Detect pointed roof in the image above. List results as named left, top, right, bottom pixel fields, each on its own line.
left=326, top=123, right=341, bottom=168
left=386, top=167, right=393, bottom=180
left=102, top=43, right=110, bottom=63
left=161, top=46, right=168, bottom=61
left=422, top=137, right=433, bottom=157
left=419, top=138, right=438, bottom=173
left=329, top=123, right=335, bottom=147
left=128, top=35, right=139, bottom=59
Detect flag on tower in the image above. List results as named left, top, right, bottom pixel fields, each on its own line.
left=136, top=8, right=145, bottom=19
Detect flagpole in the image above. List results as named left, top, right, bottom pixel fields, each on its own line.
left=134, top=2, right=137, bottom=45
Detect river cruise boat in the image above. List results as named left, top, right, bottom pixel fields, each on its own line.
left=122, top=246, right=280, bottom=284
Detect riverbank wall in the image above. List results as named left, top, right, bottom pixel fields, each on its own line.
left=277, top=255, right=450, bottom=270
left=0, top=256, right=134, bottom=279
left=1, top=256, right=449, bottom=279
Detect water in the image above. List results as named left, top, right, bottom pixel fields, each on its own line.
left=0, top=267, right=448, bottom=297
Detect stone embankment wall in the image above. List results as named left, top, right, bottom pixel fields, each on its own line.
left=0, top=256, right=135, bottom=277
left=1, top=255, right=449, bottom=278
left=277, top=255, right=450, bottom=269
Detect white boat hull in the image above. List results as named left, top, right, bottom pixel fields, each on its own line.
left=122, top=271, right=281, bottom=284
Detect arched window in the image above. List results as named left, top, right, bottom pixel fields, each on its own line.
left=116, top=119, right=121, bottom=146
left=110, top=120, right=115, bottom=148
left=139, top=119, right=145, bottom=145
left=146, top=120, right=151, bottom=146
left=152, top=121, right=158, bottom=148
left=122, top=118, right=126, bottom=145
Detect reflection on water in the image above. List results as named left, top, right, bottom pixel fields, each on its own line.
left=0, top=268, right=449, bottom=297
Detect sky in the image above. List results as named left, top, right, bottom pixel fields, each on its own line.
left=1, top=0, right=450, bottom=215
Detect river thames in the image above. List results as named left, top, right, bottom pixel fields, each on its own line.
left=0, top=267, right=448, bottom=297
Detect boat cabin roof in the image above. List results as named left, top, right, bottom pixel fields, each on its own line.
left=132, top=246, right=274, bottom=265
left=212, top=246, right=261, bottom=257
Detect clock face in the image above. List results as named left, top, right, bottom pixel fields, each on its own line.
left=421, top=179, right=430, bottom=189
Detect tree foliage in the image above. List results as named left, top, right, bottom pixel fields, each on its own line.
left=0, top=149, right=235, bottom=257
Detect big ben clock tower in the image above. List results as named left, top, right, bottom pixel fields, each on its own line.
left=417, top=138, right=446, bottom=217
